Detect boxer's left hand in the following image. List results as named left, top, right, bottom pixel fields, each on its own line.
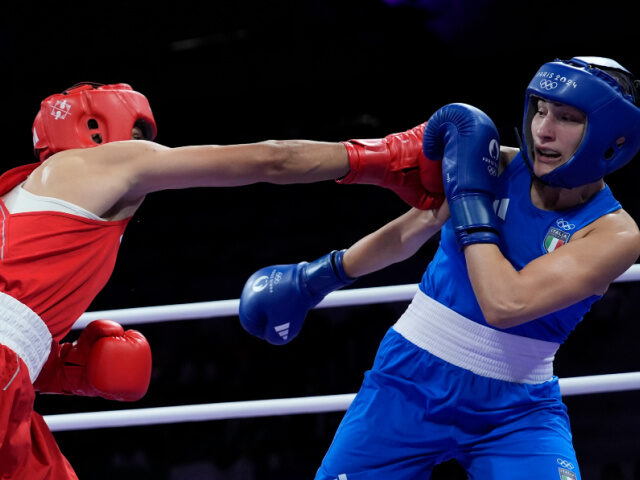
left=34, top=320, right=152, bottom=401
left=337, top=123, right=445, bottom=210
left=423, top=103, right=501, bottom=248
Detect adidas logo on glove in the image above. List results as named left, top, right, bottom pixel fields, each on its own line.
left=274, top=322, right=290, bottom=341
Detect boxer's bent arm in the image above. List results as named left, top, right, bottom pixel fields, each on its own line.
left=464, top=209, right=640, bottom=329
left=342, top=205, right=449, bottom=278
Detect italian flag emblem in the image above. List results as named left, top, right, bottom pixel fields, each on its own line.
left=544, top=227, right=571, bottom=253
left=558, top=468, right=577, bottom=479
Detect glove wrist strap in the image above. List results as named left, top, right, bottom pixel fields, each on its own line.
left=302, top=250, right=355, bottom=298
left=336, top=140, right=388, bottom=185
left=450, top=194, right=500, bottom=248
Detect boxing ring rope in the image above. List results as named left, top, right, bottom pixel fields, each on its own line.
left=44, top=372, right=640, bottom=432
left=72, top=264, right=640, bottom=329
left=45, top=264, right=640, bottom=432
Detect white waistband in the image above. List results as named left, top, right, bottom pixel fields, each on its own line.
left=0, top=292, right=52, bottom=382
left=392, top=290, right=559, bottom=384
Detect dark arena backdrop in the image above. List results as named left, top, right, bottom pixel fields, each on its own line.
left=3, top=1, right=640, bottom=478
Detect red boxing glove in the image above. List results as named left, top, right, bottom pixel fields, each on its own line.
left=34, top=320, right=152, bottom=402
left=337, top=122, right=445, bottom=210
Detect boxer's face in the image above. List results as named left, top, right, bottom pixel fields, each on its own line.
left=132, top=126, right=145, bottom=140
left=530, top=99, right=586, bottom=178
left=89, top=125, right=146, bottom=145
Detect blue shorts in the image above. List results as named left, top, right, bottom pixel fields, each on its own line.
left=315, top=328, right=581, bottom=480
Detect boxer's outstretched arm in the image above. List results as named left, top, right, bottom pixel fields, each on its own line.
left=25, top=139, right=349, bottom=218
left=26, top=121, right=444, bottom=219
left=125, top=139, right=351, bottom=193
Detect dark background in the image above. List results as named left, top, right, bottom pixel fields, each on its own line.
left=4, top=1, right=640, bottom=478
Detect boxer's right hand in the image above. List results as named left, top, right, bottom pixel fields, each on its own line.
left=423, top=103, right=501, bottom=248
left=337, top=123, right=445, bottom=210
left=239, top=250, right=355, bottom=345
left=34, top=320, right=152, bottom=401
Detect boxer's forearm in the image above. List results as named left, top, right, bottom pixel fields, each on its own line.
left=342, top=207, right=448, bottom=278
left=260, top=140, right=350, bottom=184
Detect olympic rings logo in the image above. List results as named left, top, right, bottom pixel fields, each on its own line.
left=556, top=218, right=575, bottom=231
left=539, top=79, right=558, bottom=90
left=557, top=458, right=575, bottom=470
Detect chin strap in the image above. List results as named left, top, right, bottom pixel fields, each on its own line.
left=514, top=126, right=549, bottom=186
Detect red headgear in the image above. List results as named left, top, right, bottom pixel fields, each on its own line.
left=32, top=83, right=157, bottom=161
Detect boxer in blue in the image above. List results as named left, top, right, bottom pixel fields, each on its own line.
left=239, top=57, right=640, bottom=479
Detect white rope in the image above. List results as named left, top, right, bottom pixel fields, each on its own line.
left=74, top=264, right=640, bottom=329
left=52, top=266, right=640, bottom=432
left=44, top=372, right=640, bottom=432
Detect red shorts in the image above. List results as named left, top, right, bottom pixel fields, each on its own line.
left=0, top=344, right=77, bottom=480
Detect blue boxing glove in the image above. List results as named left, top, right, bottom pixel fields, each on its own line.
left=423, top=103, right=501, bottom=248
left=239, top=250, right=355, bottom=345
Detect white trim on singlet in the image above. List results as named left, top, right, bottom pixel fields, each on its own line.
left=0, top=291, right=52, bottom=382
left=393, top=290, right=559, bottom=384
left=2, top=182, right=104, bottom=220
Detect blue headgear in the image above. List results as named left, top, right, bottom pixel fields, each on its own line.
left=522, top=57, right=640, bottom=188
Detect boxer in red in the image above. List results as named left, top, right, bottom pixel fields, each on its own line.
left=0, top=82, right=443, bottom=478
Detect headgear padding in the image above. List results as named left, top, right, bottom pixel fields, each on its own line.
left=522, top=57, right=640, bottom=188
left=33, top=83, right=157, bottom=161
